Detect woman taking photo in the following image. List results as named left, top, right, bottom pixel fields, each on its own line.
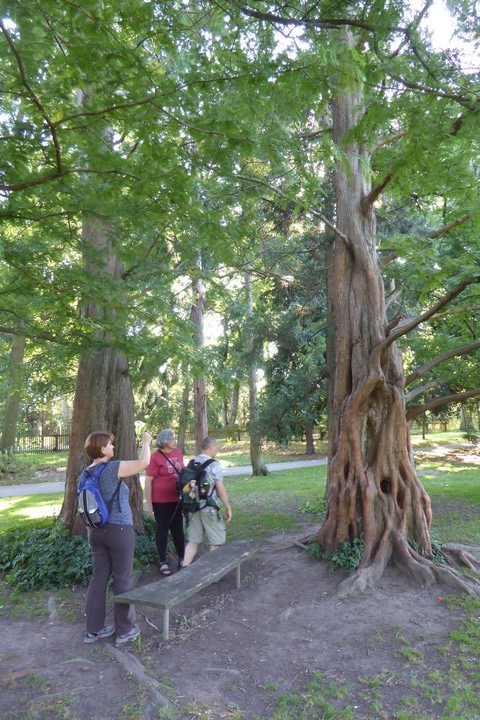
left=81, top=430, right=152, bottom=646
left=144, top=429, right=185, bottom=575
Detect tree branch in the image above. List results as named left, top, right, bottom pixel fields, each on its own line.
left=406, top=388, right=480, bottom=421
left=361, top=171, right=393, bottom=214
left=371, top=131, right=407, bottom=154
left=429, top=214, right=470, bottom=239
left=387, top=73, right=479, bottom=109
left=405, top=341, right=480, bottom=386
left=404, top=380, right=439, bottom=403
left=0, top=168, right=140, bottom=192
left=0, top=325, right=66, bottom=345
left=0, top=19, right=62, bottom=174
left=234, top=173, right=352, bottom=249
left=384, top=277, right=478, bottom=346
left=224, top=0, right=377, bottom=34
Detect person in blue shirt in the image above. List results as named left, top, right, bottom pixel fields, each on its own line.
left=80, top=430, right=151, bottom=646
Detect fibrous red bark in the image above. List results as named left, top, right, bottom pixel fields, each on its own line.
left=311, top=31, right=479, bottom=598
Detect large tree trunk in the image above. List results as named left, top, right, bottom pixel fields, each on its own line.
left=62, top=348, right=140, bottom=531
left=1, top=331, right=26, bottom=453
left=314, top=31, right=479, bottom=598
left=60, top=212, right=141, bottom=532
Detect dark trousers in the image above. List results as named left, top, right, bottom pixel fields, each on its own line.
left=86, top=523, right=135, bottom=635
left=152, top=501, right=185, bottom=563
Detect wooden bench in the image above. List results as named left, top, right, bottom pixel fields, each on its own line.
left=114, top=541, right=253, bottom=641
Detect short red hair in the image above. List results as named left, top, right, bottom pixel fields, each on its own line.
left=84, top=431, right=115, bottom=460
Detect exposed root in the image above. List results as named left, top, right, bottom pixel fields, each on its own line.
left=106, top=646, right=170, bottom=708
left=336, top=564, right=382, bottom=599
left=296, top=536, right=314, bottom=549
left=333, top=538, right=480, bottom=600
left=430, top=563, right=480, bottom=597
left=440, top=545, right=480, bottom=573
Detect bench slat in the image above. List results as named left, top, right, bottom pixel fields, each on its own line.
left=114, top=542, right=251, bottom=611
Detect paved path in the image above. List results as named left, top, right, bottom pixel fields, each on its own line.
left=0, top=458, right=328, bottom=498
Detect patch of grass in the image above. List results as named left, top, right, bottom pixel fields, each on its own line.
left=0, top=493, right=63, bottom=532
left=217, top=440, right=328, bottom=468
left=0, top=585, right=51, bottom=620
left=419, top=461, right=480, bottom=504
left=0, top=451, right=68, bottom=486
left=396, top=646, right=425, bottom=664
left=226, top=466, right=327, bottom=542
left=268, top=670, right=356, bottom=720
left=410, top=430, right=466, bottom=446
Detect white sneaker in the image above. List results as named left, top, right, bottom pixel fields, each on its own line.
left=84, top=625, right=115, bottom=644
left=115, top=624, right=140, bottom=647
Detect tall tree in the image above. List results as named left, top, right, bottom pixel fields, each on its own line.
left=219, top=0, right=480, bottom=594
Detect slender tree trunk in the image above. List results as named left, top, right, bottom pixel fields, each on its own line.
left=313, top=31, right=478, bottom=597
left=305, top=420, right=315, bottom=455
left=191, top=254, right=208, bottom=452
left=228, top=381, right=240, bottom=427
left=177, top=379, right=190, bottom=454
left=245, top=268, right=267, bottom=475
left=1, top=332, right=26, bottom=453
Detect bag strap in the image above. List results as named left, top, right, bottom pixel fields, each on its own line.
left=196, top=457, right=216, bottom=477
left=106, top=480, right=122, bottom=513
left=90, top=462, right=107, bottom=479
left=92, top=462, right=122, bottom=514
left=196, top=457, right=217, bottom=498
left=158, top=450, right=180, bottom=476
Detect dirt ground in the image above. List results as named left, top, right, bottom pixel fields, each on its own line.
left=1, top=524, right=478, bottom=720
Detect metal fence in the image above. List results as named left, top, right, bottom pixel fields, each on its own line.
left=15, top=433, right=70, bottom=454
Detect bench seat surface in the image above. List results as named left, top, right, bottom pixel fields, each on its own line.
left=114, top=541, right=252, bottom=610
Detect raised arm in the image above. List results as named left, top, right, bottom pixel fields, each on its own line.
left=118, top=431, right=152, bottom=478
left=144, top=475, right=154, bottom=518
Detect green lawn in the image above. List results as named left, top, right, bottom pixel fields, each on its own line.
left=419, top=460, right=480, bottom=544
left=0, top=493, right=64, bottom=533
left=1, top=457, right=478, bottom=547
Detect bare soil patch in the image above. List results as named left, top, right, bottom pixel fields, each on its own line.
left=1, top=526, right=478, bottom=720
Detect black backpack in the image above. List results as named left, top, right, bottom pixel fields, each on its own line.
left=178, top=458, right=219, bottom=514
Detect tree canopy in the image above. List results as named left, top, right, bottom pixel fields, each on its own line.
left=1, top=0, right=479, bottom=590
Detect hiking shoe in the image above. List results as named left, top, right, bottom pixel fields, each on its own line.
left=84, top=625, right=115, bottom=644
left=115, top=624, right=140, bottom=647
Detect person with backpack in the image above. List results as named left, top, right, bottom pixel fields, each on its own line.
left=182, top=436, right=232, bottom=567
left=80, top=429, right=152, bottom=646
left=144, top=429, right=185, bottom=575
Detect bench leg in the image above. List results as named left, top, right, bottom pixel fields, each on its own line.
left=236, top=563, right=241, bottom=589
left=163, top=608, right=170, bottom=641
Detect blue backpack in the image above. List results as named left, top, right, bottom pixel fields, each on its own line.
left=77, top=462, right=121, bottom=528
